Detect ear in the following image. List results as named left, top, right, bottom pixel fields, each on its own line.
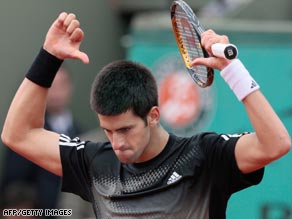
left=148, top=106, right=160, bottom=127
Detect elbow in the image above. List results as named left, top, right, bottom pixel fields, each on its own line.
left=260, top=134, right=291, bottom=164
left=1, top=128, right=13, bottom=149
left=281, top=136, right=291, bottom=155
left=273, top=134, right=291, bottom=160
left=1, top=126, right=22, bottom=150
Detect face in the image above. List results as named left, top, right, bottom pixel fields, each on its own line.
left=98, top=109, right=158, bottom=164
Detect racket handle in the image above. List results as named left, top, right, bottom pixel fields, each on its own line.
left=211, top=43, right=238, bottom=60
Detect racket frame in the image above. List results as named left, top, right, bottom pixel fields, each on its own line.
left=170, top=0, right=214, bottom=87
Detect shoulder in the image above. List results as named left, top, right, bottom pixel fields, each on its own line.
left=170, top=132, right=221, bottom=151
left=59, top=134, right=114, bottom=163
left=179, top=132, right=248, bottom=162
left=193, top=132, right=247, bottom=147
left=60, top=134, right=110, bottom=148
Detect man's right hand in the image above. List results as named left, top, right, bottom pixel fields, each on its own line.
left=43, top=12, right=89, bottom=64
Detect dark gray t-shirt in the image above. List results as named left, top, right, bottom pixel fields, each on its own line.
left=59, top=132, right=264, bottom=219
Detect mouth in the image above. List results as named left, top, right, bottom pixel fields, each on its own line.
left=114, top=149, right=135, bottom=163
left=114, top=147, right=130, bottom=152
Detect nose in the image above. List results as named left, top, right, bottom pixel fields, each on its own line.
left=111, top=133, right=125, bottom=151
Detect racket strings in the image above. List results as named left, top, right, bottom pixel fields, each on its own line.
left=171, top=1, right=214, bottom=87
left=174, top=11, right=204, bottom=59
left=173, top=10, right=208, bottom=82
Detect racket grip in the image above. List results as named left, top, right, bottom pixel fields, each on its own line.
left=211, top=43, right=238, bottom=60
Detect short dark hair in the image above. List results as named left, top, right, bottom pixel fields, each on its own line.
left=90, top=60, right=158, bottom=120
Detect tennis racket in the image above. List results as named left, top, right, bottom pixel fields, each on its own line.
left=170, top=0, right=238, bottom=87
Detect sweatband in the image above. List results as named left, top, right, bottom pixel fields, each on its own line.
left=26, top=48, right=63, bottom=88
left=220, top=59, right=260, bottom=101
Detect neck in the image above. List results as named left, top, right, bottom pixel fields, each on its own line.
left=136, top=125, right=169, bottom=163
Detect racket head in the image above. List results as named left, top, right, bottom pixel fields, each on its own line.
left=170, top=0, right=214, bottom=88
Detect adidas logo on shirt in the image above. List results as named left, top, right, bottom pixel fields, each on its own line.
left=167, top=171, right=182, bottom=185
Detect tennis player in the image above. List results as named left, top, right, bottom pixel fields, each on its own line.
left=2, top=12, right=291, bottom=219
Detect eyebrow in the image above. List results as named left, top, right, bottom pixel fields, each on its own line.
left=101, top=124, right=134, bottom=132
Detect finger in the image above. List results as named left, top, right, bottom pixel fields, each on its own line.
left=63, top=13, right=76, bottom=28
left=201, top=29, right=216, bottom=46
left=70, top=28, right=84, bottom=43
left=201, top=30, right=230, bottom=56
left=52, top=12, right=68, bottom=29
left=58, top=12, right=68, bottom=23
left=191, top=57, right=212, bottom=67
left=70, top=50, right=89, bottom=64
left=66, top=19, right=80, bottom=34
left=191, top=57, right=231, bottom=71
left=76, top=51, right=90, bottom=64
left=69, top=28, right=89, bottom=64
left=201, top=30, right=217, bottom=56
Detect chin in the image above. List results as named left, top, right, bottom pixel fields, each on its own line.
left=115, top=150, right=137, bottom=164
left=118, top=157, right=135, bottom=164
left=116, top=154, right=135, bottom=164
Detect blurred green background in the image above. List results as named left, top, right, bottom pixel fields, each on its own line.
left=0, top=1, right=292, bottom=218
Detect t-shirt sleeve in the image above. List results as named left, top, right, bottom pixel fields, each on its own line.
left=199, top=132, right=264, bottom=194
left=59, top=134, right=95, bottom=202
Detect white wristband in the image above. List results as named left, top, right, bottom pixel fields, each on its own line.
left=220, top=59, right=260, bottom=101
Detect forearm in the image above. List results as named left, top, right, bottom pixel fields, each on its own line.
left=219, top=58, right=291, bottom=173
left=227, top=63, right=292, bottom=173
left=243, top=91, right=291, bottom=157
left=221, top=59, right=289, bottom=147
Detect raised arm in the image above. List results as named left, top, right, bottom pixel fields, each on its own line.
left=192, top=29, right=291, bottom=174
left=1, top=12, right=89, bottom=176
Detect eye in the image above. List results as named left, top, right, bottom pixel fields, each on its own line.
left=119, top=127, right=131, bottom=133
left=103, top=129, right=112, bottom=134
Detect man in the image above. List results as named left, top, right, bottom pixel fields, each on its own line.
left=2, top=12, right=291, bottom=219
